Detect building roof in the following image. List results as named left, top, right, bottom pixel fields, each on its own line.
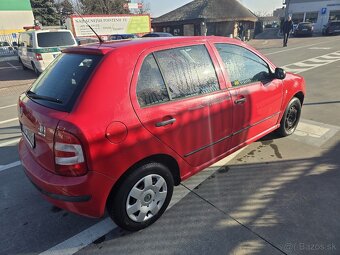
left=153, top=0, right=258, bottom=24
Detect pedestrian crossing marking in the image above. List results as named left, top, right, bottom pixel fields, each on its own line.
left=282, top=51, right=340, bottom=74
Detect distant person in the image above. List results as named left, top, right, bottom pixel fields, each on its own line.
left=238, top=23, right=244, bottom=40
left=282, top=16, right=293, bottom=47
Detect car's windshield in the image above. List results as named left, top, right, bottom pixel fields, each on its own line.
left=37, top=31, right=76, bottom=47
left=0, top=42, right=9, bottom=46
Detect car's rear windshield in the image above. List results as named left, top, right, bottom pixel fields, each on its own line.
left=37, top=32, right=75, bottom=47
left=28, top=53, right=102, bottom=112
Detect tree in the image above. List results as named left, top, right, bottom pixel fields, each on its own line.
left=80, top=0, right=130, bottom=15
left=30, top=0, right=60, bottom=26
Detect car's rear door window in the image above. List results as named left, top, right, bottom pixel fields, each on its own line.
left=28, top=53, right=101, bottom=112
left=136, top=54, right=170, bottom=107
left=215, top=44, right=271, bottom=87
left=154, top=45, right=219, bottom=100
left=37, top=32, right=75, bottom=47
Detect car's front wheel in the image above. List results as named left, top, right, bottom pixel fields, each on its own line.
left=278, top=97, right=301, bottom=137
left=107, top=162, right=174, bottom=231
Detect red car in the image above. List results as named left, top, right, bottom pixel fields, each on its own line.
left=18, top=36, right=306, bottom=231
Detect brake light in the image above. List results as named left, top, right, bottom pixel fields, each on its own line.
left=54, top=129, right=87, bottom=176
left=35, top=53, right=43, bottom=61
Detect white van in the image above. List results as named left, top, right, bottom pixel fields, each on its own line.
left=18, top=29, right=77, bottom=75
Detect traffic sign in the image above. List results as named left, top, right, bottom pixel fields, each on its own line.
left=321, top=8, right=327, bottom=15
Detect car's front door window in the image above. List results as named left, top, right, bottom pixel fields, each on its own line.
left=215, top=43, right=271, bottom=87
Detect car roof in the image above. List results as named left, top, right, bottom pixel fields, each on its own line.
left=63, top=36, right=241, bottom=55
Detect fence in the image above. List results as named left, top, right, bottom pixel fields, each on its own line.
left=0, top=33, right=19, bottom=57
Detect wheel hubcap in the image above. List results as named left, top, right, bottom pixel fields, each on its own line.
left=126, top=174, right=167, bottom=223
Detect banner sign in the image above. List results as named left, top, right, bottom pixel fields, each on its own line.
left=70, top=15, right=150, bottom=37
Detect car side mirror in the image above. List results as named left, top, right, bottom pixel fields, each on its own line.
left=274, top=67, right=286, bottom=80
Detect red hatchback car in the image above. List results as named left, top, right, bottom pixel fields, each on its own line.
left=18, top=36, right=305, bottom=231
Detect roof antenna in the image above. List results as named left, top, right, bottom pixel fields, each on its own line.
left=73, top=10, right=104, bottom=44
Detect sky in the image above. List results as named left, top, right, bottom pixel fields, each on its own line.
left=147, top=0, right=284, bottom=17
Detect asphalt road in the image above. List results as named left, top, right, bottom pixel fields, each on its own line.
left=1, top=35, right=340, bottom=255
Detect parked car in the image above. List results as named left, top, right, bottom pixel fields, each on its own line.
left=322, top=21, right=340, bottom=36
left=18, top=29, right=77, bottom=75
left=0, top=41, right=14, bottom=54
left=110, top=34, right=139, bottom=40
left=294, top=22, right=314, bottom=37
left=18, top=36, right=306, bottom=231
left=142, top=32, right=173, bottom=37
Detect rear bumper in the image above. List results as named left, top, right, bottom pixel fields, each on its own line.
left=19, top=139, right=115, bottom=218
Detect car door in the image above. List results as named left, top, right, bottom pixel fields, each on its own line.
left=131, top=43, right=233, bottom=167
left=214, top=43, right=283, bottom=149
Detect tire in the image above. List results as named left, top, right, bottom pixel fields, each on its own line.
left=19, top=57, right=28, bottom=70
left=277, top=97, right=301, bottom=137
left=31, top=62, right=41, bottom=76
left=107, top=162, right=174, bottom=231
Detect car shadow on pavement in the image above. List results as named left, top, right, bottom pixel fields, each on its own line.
left=77, top=140, right=340, bottom=255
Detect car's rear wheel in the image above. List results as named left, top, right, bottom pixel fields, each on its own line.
left=278, top=97, right=301, bottom=137
left=107, top=162, right=174, bottom=231
left=19, top=57, right=27, bottom=70
left=31, top=62, right=41, bottom=76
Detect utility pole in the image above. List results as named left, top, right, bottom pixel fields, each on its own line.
left=284, top=0, right=291, bottom=19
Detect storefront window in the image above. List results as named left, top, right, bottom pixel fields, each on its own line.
left=329, top=10, right=340, bottom=21
left=305, top=12, right=318, bottom=23
left=292, top=13, right=304, bottom=23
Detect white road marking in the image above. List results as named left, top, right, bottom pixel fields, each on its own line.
left=0, top=117, right=18, bottom=125
left=39, top=218, right=116, bottom=255
left=0, top=161, right=21, bottom=172
left=0, top=138, right=21, bottom=148
left=283, top=50, right=340, bottom=74
left=6, top=62, right=19, bottom=70
left=266, top=38, right=340, bottom=55
left=39, top=147, right=247, bottom=255
left=309, top=47, right=331, bottom=50
left=0, top=104, right=16, bottom=110
left=0, top=66, right=21, bottom=70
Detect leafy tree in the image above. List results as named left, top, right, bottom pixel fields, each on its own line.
left=30, top=0, right=60, bottom=26
left=80, top=0, right=130, bottom=15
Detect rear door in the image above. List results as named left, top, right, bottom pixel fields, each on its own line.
left=131, top=43, right=233, bottom=167
left=214, top=43, right=283, bottom=149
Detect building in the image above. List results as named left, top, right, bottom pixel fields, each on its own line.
left=286, top=0, right=340, bottom=31
left=152, top=0, right=257, bottom=37
left=273, top=7, right=286, bottom=19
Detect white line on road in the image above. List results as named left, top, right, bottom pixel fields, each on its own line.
left=39, top=147, right=247, bottom=255
left=6, top=62, right=19, bottom=70
left=0, top=161, right=21, bottom=172
left=0, top=117, right=18, bottom=125
left=0, top=66, right=21, bottom=70
left=0, top=104, right=16, bottom=110
left=266, top=38, right=340, bottom=55
left=0, top=138, right=21, bottom=148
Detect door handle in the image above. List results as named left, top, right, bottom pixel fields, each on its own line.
left=234, top=98, right=246, bottom=104
left=155, top=118, right=176, bottom=127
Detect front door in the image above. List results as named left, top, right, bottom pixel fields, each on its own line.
left=214, top=43, right=283, bottom=149
left=132, top=44, right=233, bottom=167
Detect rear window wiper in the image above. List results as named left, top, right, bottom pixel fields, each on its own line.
left=26, top=91, right=63, bottom=104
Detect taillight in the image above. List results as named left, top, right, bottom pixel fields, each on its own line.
left=35, top=53, right=43, bottom=61
left=54, top=129, right=87, bottom=176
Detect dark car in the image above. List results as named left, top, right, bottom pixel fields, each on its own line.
left=322, top=21, right=340, bottom=36
left=142, top=32, right=173, bottom=38
left=76, top=37, right=99, bottom=45
left=110, top=34, right=139, bottom=40
left=294, top=22, right=314, bottom=37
